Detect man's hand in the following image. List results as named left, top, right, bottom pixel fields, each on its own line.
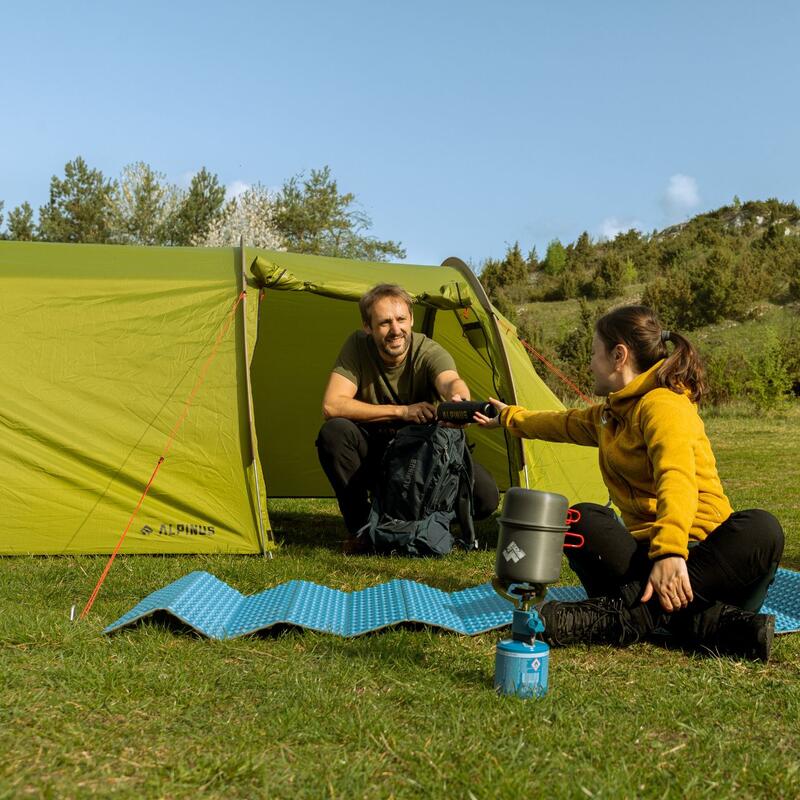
left=473, top=397, right=507, bottom=429
left=402, top=401, right=437, bottom=424
left=641, top=556, right=694, bottom=612
left=435, top=371, right=470, bottom=404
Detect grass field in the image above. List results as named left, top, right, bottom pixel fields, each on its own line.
left=1, top=408, right=799, bottom=799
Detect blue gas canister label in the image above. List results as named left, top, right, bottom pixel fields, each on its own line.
left=494, top=639, right=550, bottom=698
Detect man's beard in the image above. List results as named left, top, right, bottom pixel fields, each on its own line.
left=380, top=332, right=410, bottom=358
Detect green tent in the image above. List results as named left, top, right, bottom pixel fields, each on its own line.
left=0, top=241, right=607, bottom=555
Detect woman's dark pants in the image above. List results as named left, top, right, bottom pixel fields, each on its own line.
left=566, top=503, right=785, bottom=612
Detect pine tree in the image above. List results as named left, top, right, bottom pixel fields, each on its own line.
left=526, top=246, right=539, bottom=275
left=7, top=202, right=36, bottom=240
left=38, top=157, right=115, bottom=243
left=502, top=242, right=529, bottom=285
left=479, top=242, right=529, bottom=301
left=273, top=166, right=405, bottom=261
left=164, top=167, right=226, bottom=246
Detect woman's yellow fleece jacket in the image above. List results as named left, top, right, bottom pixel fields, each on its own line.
left=499, top=361, right=733, bottom=560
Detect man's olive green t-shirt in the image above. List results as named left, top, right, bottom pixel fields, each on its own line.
left=333, top=331, right=457, bottom=406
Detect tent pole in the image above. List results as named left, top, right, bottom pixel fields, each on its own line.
left=239, top=238, right=271, bottom=557
left=440, top=256, right=529, bottom=488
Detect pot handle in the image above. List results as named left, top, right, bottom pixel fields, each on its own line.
left=563, top=531, right=585, bottom=549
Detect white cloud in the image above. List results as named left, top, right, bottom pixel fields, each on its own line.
left=663, top=174, right=700, bottom=219
left=598, top=217, right=643, bottom=241
left=225, top=180, right=251, bottom=201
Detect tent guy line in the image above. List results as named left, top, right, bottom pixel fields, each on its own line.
left=79, top=289, right=247, bottom=620
left=499, top=320, right=592, bottom=404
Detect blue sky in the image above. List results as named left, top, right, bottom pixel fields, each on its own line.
left=1, top=1, right=798, bottom=266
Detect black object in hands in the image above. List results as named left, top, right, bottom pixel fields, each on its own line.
left=436, top=401, right=499, bottom=423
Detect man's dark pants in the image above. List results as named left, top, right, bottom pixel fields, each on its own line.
left=316, top=417, right=500, bottom=535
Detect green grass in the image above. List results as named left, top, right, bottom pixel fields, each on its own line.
left=2, top=410, right=799, bottom=799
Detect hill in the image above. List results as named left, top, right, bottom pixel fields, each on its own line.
left=478, top=199, right=800, bottom=407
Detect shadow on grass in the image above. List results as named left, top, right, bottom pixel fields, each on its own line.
left=269, top=509, right=347, bottom=551
left=269, top=507, right=502, bottom=554
left=108, top=610, right=207, bottom=639
left=107, top=614, right=506, bottom=653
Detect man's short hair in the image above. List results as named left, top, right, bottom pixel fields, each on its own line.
left=359, top=284, right=414, bottom=326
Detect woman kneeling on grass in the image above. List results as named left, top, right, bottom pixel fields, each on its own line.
left=475, top=305, right=784, bottom=661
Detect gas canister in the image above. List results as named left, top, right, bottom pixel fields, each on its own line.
left=494, top=638, right=550, bottom=698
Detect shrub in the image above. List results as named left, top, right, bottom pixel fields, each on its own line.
left=554, top=299, right=605, bottom=396
left=704, top=345, right=749, bottom=406
left=745, top=328, right=793, bottom=410
left=704, top=326, right=796, bottom=409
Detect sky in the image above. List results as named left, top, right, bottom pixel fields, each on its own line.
left=1, top=0, right=799, bottom=267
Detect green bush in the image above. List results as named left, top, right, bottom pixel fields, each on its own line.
left=703, top=325, right=798, bottom=409
left=745, top=328, right=793, bottom=410
left=704, top=345, right=750, bottom=406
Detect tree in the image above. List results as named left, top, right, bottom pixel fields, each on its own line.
left=590, top=253, right=636, bottom=298
left=526, top=246, right=539, bottom=275
left=555, top=299, right=605, bottom=394
left=164, top=167, right=226, bottom=246
left=109, top=162, right=179, bottom=245
left=7, top=202, right=36, bottom=240
left=572, top=231, right=592, bottom=263
left=542, top=239, right=567, bottom=276
left=500, top=242, right=528, bottom=285
left=479, top=242, right=529, bottom=302
left=38, top=157, right=115, bottom=243
left=273, top=166, right=405, bottom=261
left=478, top=257, right=504, bottom=301
left=195, top=184, right=284, bottom=249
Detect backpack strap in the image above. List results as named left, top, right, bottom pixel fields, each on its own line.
left=454, top=437, right=476, bottom=550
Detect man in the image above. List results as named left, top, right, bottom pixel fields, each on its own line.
left=316, top=283, right=500, bottom=547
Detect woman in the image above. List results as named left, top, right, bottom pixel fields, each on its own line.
left=475, top=305, right=784, bottom=661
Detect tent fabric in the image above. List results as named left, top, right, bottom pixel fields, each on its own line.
left=247, top=248, right=608, bottom=503
left=0, top=241, right=269, bottom=555
left=0, top=241, right=607, bottom=556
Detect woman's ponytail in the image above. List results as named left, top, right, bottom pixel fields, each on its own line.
left=657, top=330, right=707, bottom=403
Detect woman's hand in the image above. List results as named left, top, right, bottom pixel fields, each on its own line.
left=473, top=397, right=508, bottom=429
left=641, top=556, right=694, bottom=612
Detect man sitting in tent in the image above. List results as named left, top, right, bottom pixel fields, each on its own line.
left=316, top=283, right=499, bottom=550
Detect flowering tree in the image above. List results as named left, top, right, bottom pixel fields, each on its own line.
left=109, top=162, right=181, bottom=245
left=194, top=184, right=284, bottom=250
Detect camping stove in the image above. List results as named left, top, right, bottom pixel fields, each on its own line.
left=492, top=580, right=550, bottom=698
left=490, top=488, right=583, bottom=699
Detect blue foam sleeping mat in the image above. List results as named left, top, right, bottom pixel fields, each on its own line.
left=104, top=567, right=800, bottom=639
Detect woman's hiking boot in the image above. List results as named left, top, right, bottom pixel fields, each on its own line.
left=539, top=583, right=663, bottom=647
left=670, top=602, right=775, bottom=662
left=540, top=589, right=775, bottom=662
